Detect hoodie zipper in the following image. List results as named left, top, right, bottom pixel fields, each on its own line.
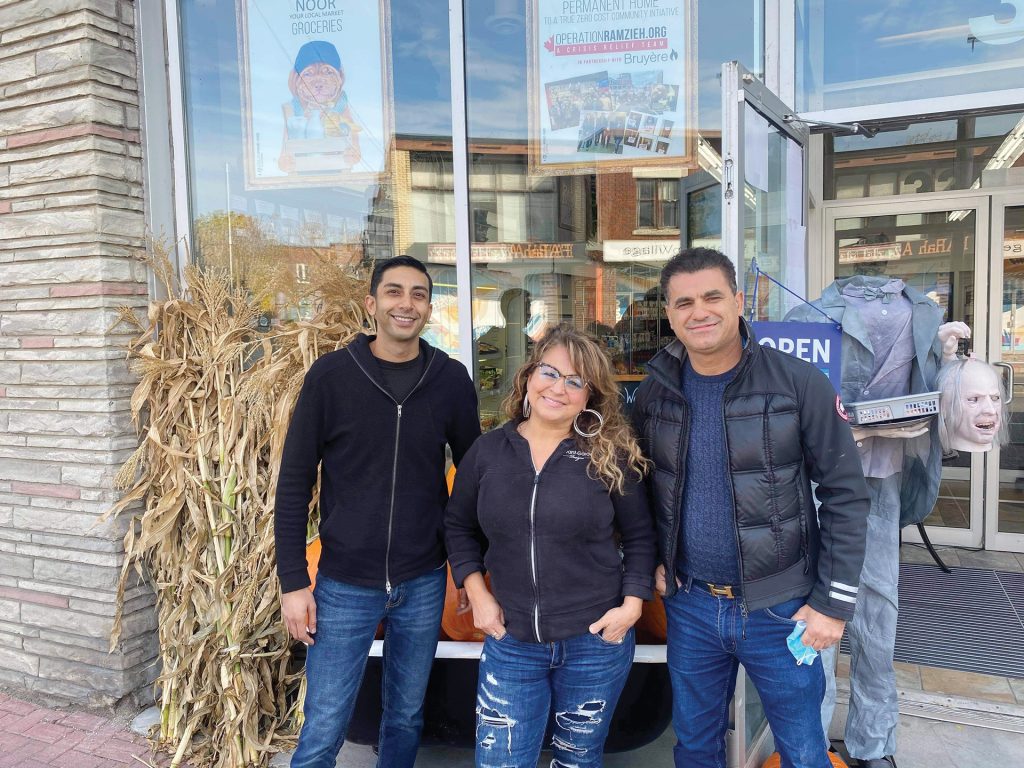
left=384, top=403, right=403, bottom=594
left=348, top=343, right=436, bottom=594
left=529, top=472, right=542, bottom=642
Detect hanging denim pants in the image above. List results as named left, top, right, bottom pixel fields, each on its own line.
left=822, top=474, right=901, bottom=760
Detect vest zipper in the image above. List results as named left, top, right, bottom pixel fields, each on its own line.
left=722, top=387, right=747, bottom=626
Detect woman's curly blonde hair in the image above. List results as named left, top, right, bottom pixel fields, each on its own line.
left=502, top=324, right=650, bottom=494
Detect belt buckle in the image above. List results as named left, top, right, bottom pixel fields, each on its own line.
left=707, top=583, right=735, bottom=599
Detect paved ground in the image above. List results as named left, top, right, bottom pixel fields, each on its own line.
left=0, top=692, right=186, bottom=768
left=2, top=545, right=1021, bottom=767
left=269, top=717, right=1024, bottom=767
left=3, top=683, right=1024, bottom=767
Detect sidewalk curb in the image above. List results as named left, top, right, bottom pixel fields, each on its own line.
left=836, top=678, right=1024, bottom=734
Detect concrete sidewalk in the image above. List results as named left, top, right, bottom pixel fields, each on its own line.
left=4, top=683, right=1024, bottom=768
left=272, top=715, right=1024, bottom=767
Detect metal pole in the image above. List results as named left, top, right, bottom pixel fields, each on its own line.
left=449, top=0, right=475, bottom=377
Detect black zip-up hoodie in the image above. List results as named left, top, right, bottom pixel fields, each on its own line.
left=274, top=334, right=481, bottom=594
left=445, top=422, right=656, bottom=643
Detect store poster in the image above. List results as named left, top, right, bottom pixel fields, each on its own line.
left=237, top=0, right=392, bottom=189
left=527, top=0, right=697, bottom=176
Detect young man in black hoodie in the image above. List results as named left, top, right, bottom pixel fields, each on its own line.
left=274, top=256, right=481, bottom=768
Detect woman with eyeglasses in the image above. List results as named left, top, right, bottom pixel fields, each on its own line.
left=445, top=324, right=656, bottom=768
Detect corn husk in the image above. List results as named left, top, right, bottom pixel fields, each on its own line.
left=106, top=242, right=370, bottom=767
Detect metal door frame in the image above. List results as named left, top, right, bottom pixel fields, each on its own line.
left=722, top=61, right=809, bottom=282
left=986, top=192, right=1024, bottom=553
left=721, top=61, right=809, bottom=768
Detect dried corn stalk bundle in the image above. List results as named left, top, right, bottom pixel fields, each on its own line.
left=106, top=245, right=370, bottom=767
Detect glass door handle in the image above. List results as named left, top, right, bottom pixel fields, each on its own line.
left=994, top=362, right=1015, bottom=404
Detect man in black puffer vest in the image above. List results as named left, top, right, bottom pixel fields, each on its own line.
left=632, top=248, right=869, bottom=768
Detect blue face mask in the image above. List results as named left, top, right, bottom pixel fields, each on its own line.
left=786, top=621, right=819, bottom=666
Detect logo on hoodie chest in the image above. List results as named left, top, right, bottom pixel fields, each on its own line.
left=564, top=449, right=591, bottom=462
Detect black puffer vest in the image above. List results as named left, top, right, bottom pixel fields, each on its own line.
left=631, top=319, right=869, bottom=620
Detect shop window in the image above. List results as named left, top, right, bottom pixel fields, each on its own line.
left=178, top=0, right=464, bottom=357
left=459, top=0, right=762, bottom=428
left=825, top=112, right=1024, bottom=200
left=636, top=180, right=680, bottom=231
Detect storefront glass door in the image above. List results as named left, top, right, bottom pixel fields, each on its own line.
left=987, top=196, right=1024, bottom=552
left=720, top=62, right=808, bottom=768
left=823, top=194, right=991, bottom=549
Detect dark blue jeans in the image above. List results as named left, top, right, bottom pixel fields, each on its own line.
left=664, top=582, right=830, bottom=768
left=291, top=567, right=446, bottom=768
left=474, top=629, right=635, bottom=768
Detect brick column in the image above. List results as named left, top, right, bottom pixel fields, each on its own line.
left=0, top=0, right=157, bottom=704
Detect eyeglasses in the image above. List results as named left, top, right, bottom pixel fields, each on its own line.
left=534, top=362, right=587, bottom=392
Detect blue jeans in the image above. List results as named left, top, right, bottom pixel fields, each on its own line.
left=665, top=582, right=830, bottom=768
left=291, top=567, right=446, bottom=768
left=475, top=629, right=635, bottom=768
left=822, top=474, right=901, bottom=760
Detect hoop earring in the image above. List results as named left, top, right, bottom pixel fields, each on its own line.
left=573, top=408, right=604, bottom=438
left=523, top=393, right=531, bottom=418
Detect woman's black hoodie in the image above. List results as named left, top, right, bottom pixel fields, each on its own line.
left=445, top=421, right=656, bottom=643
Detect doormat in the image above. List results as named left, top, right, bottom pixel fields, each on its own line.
left=840, top=563, right=1024, bottom=680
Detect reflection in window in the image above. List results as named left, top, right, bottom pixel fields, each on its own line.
left=833, top=210, right=977, bottom=323
left=177, top=0, right=463, bottom=356
left=636, top=180, right=680, bottom=230
left=825, top=112, right=1024, bottom=201
left=460, top=0, right=762, bottom=429
left=687, top=184, right=721, bottom=249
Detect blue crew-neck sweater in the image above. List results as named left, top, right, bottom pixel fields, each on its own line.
left=677, top=358, right=741, bottom=585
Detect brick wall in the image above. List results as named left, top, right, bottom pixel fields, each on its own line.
left=597, top=171, right=638, bottom=241
left=0, top=0, right=157, bottom=704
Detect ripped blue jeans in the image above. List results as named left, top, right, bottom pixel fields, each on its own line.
left=475, top=629, right=635, bottom=768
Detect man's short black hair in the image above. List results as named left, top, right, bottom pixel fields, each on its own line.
left=369, top=255, right=433, bottom=300
left=659, top=247, right=738, bottom=299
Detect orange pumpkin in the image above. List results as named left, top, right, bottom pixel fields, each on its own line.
left=635, top=592, right=667, bottom=643
left=305, top=537, right=383, bottom=640
left=441, top=567, right=491, bottom=641
left=440, top=464, right=486, bottom=640
left=762, top=752, right=848, bottom=768
left=306, top=537, right=322, bottom=589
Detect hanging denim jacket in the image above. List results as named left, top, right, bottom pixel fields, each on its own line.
left=786, top=276, right=945, bottom=526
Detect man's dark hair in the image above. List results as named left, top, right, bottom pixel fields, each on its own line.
left=659, top=248, right=738, bottom=299
left=369, top=255, right=433, bottom=300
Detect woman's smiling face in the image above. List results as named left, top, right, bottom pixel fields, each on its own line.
left=525, top=345, right=588, bottom=430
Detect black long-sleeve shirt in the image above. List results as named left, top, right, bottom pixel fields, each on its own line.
left=445, top=421, right=656, bottom=643
left=274, top=335, right=481, bottom=593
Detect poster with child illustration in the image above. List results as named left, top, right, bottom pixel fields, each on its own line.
left=237, top=0, right=392, bottom=189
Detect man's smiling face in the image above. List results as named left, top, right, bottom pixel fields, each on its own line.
left=364, top=266, right=432, bottom=345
